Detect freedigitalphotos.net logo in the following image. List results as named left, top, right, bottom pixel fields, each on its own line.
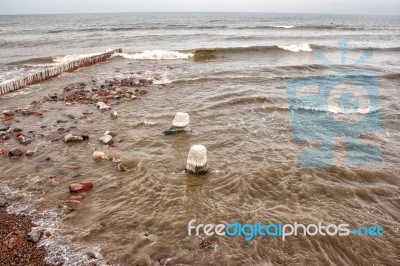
left=286, top=39, right=382, bottom=168
left=188, top=219, right=383, bottom=241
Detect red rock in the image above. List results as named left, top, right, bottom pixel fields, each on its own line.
left=31, top=111, right=43, bottom=116
left=2, top=110, right=14, bottom=117
left=0, top=149, right=8, bottom=154
left=139, top=89, right=148, bottom=95
left=69, top=182, right=93, bottom=193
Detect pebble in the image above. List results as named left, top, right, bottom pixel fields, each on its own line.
left=0, top=125, right=10, bottom=131
left=99, top=135, right=113, bottom=145
left=69, top=195, right=85, bottom=201
left=17, top=135, right=32, bottom=145
left=64, top=200, right=81, bottom=211
left=27, top=229, right=44, bottom=243
left=3, top=110, right=14, bottom=117
left=0, top=149, right=8, bottom=155
left=13, top=127, right=23, bottom=132
left=117, top=162, right=128, bottom=172
left=92, top=151, right=105, bottom=160
left=8, top=148, right=24, bottom=157
left=20, top=109, right=31, bottom=115
left=25, top=150, right=35, bottom=156
left=63, top=134, right=83, bottom=143
left=0, top=197, right=7, bottom=207
left=69, top=182, right=93, bottom=192
left=96, top=102, right=111, bottom=111
left=82, top=110, right=93, bottom=115
left=111, top=111, right=118, bottom=118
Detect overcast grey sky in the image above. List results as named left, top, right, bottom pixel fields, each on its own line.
left=0, top=0, right=399, bottom=15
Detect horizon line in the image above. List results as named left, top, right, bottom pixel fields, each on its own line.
left=0, top=11, right=399, bottom=16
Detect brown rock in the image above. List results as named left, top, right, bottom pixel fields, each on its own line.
left=0, top=149, right=8, bottom=155
left=69, top=195, right=85, bottom=201
left=17, top=135, right=32, bottom=145
left=117, top=163, right=128, bottom=172
left=8, top=148, right=24, bottom=157
left=139, top=89, right=148, bottom=95
left=3, top=110, right=14, bottom=117
left=20, top=109, right=31, bottom=116
left=69, top=182, right=93, bottom=193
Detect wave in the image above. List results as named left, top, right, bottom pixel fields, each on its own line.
left=114, top=50, right=194, bottom=60
left=278, top=43, right=312, bottom=52
left=191, top=44, right=313, bottom=60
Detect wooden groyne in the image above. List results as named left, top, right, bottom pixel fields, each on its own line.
left=0, top=48, right=122, bottom=95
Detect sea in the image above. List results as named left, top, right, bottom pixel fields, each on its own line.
left=0, top=12, right=399, bottom=265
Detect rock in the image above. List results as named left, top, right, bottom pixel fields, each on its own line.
left=64, top=200, right=81, bottom=211
left=99, top=135, right=113, bottom=145
left=3, top=110, right=14, bottom=117
left=139, top=89, right=147, bottom=95
left=69, top=195, right=85, bottom=201
left=66, top=114, right=75, bottom=120
left=4, top=236, right=17, bottom=249
left=96, top=102, right=111, bottom=111
left=111, top=111, right=118, bottom=118
left=86, top=251, right=97, bottom=260
left=26, top=150, right=35, bottom=156
left=0, top=148, right=8, bottom=155
left=46, top=93, right=58, bottom=101
left=0, top=125, right=10, bottom=131
left=172, top=112, right=190, bottom=129
left=13, top=127, right=23, bottom=132
left=186, top=145, right=208, bottom=174
left=17, top=135, right=32, bottom=145
left=27, top=229, right=44, bottom=243
left=0, top=197, right=7, bottom=207
left=164, top=112, right=191, bottom=135
left=2, top=135, right=10, bottom=140
left=8, top=148, right=24, bottom=157
left=20, top=109, right=31, bottom=115
left=121, top=79, right=131, bottom=86
left=92, top=151, right=105, bottom=160
left=69, top=182, right=93, bottom=192
left=31, top=111, right=43, bottom=116
left=117, top=162, right=128, bottom=172
left=200, top=238, right=216, bottom=250
left=82, top=110, right=93, bottom=115
left=63, top=134, right=83, bottom=143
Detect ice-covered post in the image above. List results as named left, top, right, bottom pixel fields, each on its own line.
left=186, top=145, right=208, bottom=174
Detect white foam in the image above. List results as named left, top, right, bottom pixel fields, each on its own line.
left=278, top=43, right=312, bottom=52
left=53, top=52, right=104, bottom=63
left=115, top=50, right=193, bottom=60
left=272, top=25, right=294, bottom=29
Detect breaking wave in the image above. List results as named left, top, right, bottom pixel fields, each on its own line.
left=114, top=50, right=194, bottom=60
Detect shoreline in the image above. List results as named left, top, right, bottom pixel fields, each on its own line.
left=0, top=202, right=54, bottom=266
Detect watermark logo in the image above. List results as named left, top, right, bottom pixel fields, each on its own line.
left=188, top=219, right=384, bottom=241
left=286, top=39, right=382, bottom=168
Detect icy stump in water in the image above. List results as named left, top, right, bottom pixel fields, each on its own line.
left=163, top=112, right=190, bottom=135
left=186, top=145, right=208, bottom=174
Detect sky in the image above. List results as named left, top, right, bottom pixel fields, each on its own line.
left=0, top=0, right=399, bottom=15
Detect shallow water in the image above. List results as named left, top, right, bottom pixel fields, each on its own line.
left=0, top=13, right=400, bottom=266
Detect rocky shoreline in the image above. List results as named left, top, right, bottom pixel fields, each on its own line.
left=0, top=75, right=157, bottom=265
left=0, top=200, right=55, bottom=266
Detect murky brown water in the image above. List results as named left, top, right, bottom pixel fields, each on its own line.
left=1, top=52, right=400, bottom=266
